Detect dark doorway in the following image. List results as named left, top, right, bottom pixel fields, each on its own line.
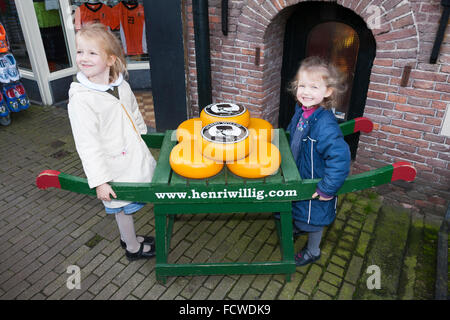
left=279, top=1, right=376, bottom=159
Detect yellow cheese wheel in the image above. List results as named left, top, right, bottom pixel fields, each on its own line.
left=201, top=122, right=250, bottom=162
left=200, top=102, right=250, bottom=127
left=227, top=142, right=281, bottom=178
left=247, top=118, right=273, bottom=143
left=176, top=118, right=203, bottom=143
left=169, top=140, right=224, bottom=179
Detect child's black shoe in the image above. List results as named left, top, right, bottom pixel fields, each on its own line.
left=120, top=235, right=155, bottom=249
left=125, top=242, right=156, bottom=261
left=295, top=248, right=320, bottom=266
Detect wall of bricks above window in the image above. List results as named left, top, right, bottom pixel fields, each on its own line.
left=182, top=0, right=450, bottom=218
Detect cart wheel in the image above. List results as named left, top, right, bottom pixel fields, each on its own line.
left=0, top=114, right=11, bottom=126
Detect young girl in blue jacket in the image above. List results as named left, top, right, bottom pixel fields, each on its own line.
left=287, top=56, right=351, bottom=266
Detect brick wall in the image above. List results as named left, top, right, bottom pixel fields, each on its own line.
left=183, top=0, right=450, bottom=218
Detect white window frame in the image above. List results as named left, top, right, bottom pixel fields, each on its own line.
left=14, top=0, right=149, bottom=105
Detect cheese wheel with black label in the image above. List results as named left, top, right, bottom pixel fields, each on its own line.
left=227, top=142, right=281, bottom=178
left=200, top=103, right=250, bottom=127
left=176, top=118, right=203, bottom=143
left=201, top=122, right=250, bottom=162
left=169, top=140, right=223, bottom=179
left=247, top=118, right=273, bottom=143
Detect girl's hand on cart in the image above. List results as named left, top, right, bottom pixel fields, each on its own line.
left=312, top=192, right=333, bottom=201
left=96, top=183, right=117, bottom=201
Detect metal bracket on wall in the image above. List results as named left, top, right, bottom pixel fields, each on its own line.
left=222, top=0, right=228, bottom=36
left=430, top=0, right=450, bottom=64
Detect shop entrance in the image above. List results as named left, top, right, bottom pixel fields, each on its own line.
left=279, top=2, right=376, bottom=158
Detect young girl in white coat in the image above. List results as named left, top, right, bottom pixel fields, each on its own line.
left=68, top=23, right=157, bottom=261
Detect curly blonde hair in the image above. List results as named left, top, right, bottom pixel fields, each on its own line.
left=75, top=23, right=128, bottom=83
left=288, top=56, right=347, bottom=110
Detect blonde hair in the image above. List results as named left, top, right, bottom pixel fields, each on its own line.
left=288, top=56, right=347, bottom=109
left=75, top=23, right=128, bottom=82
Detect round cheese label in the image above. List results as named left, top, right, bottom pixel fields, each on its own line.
left=201, top=122, right=249, bottom=144
left=204, top=103, right=246, bottom=117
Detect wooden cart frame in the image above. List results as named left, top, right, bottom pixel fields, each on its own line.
left=37, top=118, right=416, bottom=283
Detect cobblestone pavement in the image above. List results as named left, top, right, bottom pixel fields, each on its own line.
left=0, top=105, right=442, bottom=300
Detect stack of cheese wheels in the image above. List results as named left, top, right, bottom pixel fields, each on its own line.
left=169, top=138, right=223, bottom=179
left=200, top=102, right=250, bottom=127
left=227, top=116, right=280, bottom=178
left=201, top=122, right=250, bottom=162
left=170, top=102, right=281, bottom=179
left=176, top=118, right=202, bottom=143
left=247, top=117, right=273, bottom=144
left=227, top=141, right=281, bottom=179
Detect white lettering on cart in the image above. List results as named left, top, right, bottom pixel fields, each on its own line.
left=154, top=188, right=297, bottom=201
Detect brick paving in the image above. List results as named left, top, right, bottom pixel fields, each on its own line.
left=0, top=105, right=442, bottom=300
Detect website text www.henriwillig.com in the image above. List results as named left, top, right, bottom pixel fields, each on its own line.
left=155, top=188, right=297, bottom=201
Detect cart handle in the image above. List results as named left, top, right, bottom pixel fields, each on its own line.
left=36, top=161, right=416, bottom=202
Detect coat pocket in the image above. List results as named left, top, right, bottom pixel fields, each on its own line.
left=104, top=146, right=130, bottom=179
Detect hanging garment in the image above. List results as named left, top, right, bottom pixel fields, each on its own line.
left=113, top=2, right=147, bottom=56
left=0, top=23, right=8, bottom=53
left=75, top=3, right=119, bottom=31
left=45, top=0, right=59, bottom=11
left=33, top=1, right=61, bottom=28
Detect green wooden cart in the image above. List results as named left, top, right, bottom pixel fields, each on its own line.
left=37, top=118, right=416, bottom=283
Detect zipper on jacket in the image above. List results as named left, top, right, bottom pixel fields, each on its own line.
left=307, top=137, right=316, bottom=224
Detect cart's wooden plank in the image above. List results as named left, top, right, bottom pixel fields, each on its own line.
left=170, top=171, right=188, bottom=186
left=277, top=129, right=301, bottom=183
left=156, top=261, right=295, bottom=277
left=152, top=131, right=176, bottom=185
left=154, top=201, right=291, bottom=214
left=225, top=167, right=246, bottom=185
left=263, top=168, right=283, bottom=184
left=246, top=177, right=263, bottom=185
left=141, top=132, right=165, bottom=149
left=187, top=177, right=208, bottom=186
left=207, top=167, right=227, bottom=185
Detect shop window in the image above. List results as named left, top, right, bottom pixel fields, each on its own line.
left=71, top=0, right=149, bottom=64
left=0, top=1, right=32, bottom=71
left=33, top=0, right=71, bottom=72
left=306, top=22, right=359, bottom=121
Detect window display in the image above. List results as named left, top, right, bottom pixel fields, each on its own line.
left=0, top=21, right=30, bottom=126
left=72, top=0, right=148, bottom=63
left=0, top=0, right=32, bottom=71
left=33, top=0, right=72, bottom=72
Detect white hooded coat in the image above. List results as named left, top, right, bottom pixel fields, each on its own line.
left=68, top=72, right=156, bottom=208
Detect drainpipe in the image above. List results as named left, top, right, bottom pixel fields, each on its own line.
left=430, top=0, right=450, bottom=63
left=192, top=0, right=212, bottom=111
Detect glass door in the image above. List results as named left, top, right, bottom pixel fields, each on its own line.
left=14, top=0, right=77, bottom=105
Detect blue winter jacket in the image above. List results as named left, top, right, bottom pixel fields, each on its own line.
left=287, top=104, right=351, bottom=226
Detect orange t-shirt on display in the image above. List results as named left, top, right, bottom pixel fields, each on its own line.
left=74, top=3, right=119, bottom=31
left=113, top=2, right=147, bottom=55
